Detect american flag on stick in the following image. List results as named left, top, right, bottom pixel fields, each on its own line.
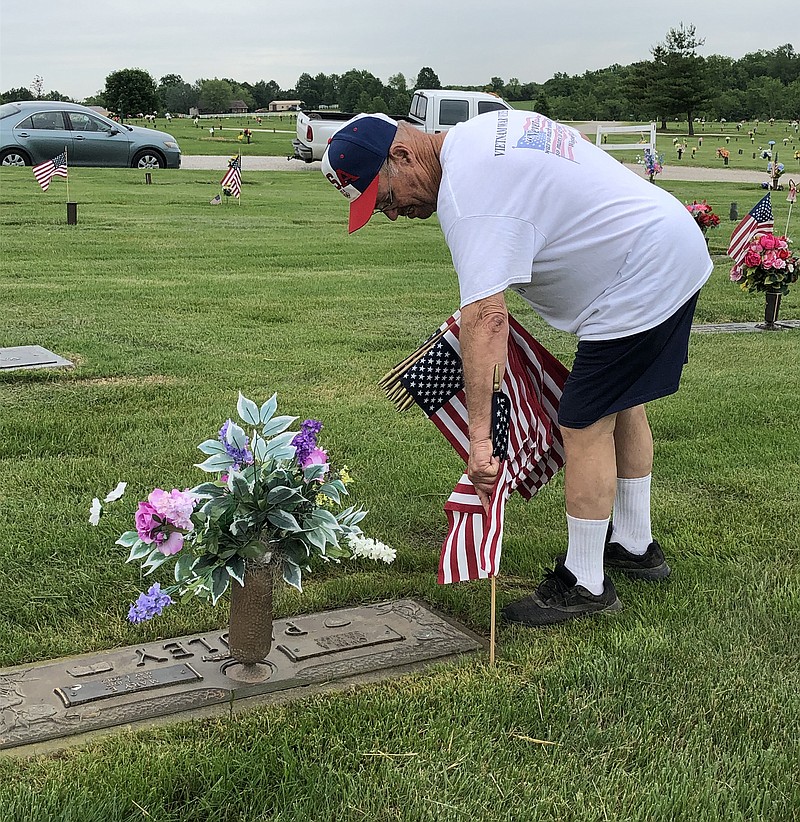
left=380, top=311, right=569, bottom=584
left=220, top=154, right=241, bottom=198
left=727, top=193, right=774, bottom=264
left=33, top=150, right=68, bottom=191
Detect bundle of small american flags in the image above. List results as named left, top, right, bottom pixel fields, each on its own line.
left=380, top=311, right=568, bottom=584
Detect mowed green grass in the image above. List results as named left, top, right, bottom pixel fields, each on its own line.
left=134, top=114, right=299, bottom=157
left=0, top=168, right=798, bottom=822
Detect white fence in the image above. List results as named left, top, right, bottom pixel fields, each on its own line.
left=595, top=123, right=657, bottom=156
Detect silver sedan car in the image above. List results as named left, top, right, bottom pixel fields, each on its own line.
left=0, top=101, right=181, bottom=168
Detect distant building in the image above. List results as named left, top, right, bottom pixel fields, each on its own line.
left=268, top=100, right=303, bottom=112
left=229, top=100, right=248, bottom=114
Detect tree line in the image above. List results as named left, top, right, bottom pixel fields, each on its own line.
left=2, top=28, right=797, bottom=127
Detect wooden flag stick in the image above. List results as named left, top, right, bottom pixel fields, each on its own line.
left=489, top=575, right=496, bottom=666
left=65, top=144, right=70, bottom=204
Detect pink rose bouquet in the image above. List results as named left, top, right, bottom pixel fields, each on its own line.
left=685, top=200, right=720, bottom=233
left=730, top=233, right=798, bottom=294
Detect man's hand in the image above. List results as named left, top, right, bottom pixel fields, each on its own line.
left=468, top=438, right=501, bottom=512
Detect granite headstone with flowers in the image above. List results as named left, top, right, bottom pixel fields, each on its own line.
left=0, top=393, right=482, bottom=754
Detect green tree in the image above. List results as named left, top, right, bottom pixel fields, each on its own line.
left=415, top=67, right=441, bottom=89
left=105, top=68, right=158, bottom=117
left=638, top=24, right=710, bottom=135
left=158, top=74, right=195, bottom=114
left=534, top=92, right=551, bottom=117
left=197, top=78, right=234, bottom=113
left=251, top=80, right=282, bottom=109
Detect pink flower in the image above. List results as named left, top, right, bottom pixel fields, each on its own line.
left=772, top=257, right=786, bottom=269
left=301, top=447, right=329, bottom=475
left=730, top=267, right=744, bottom=282
left=759, top=234, right=777, bottom=250
left=761, top=251, right=778, bottom=269
left=135, top=501, right=161, bottom=544
left=148, top=488, right=196, bottom=530
left=743, top=250, right=762, bottom=268
left=157, top=531, right=184, bottom=555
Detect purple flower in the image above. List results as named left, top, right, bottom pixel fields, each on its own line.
left=291, top=419, right=323, bottom=466
left=134, top=500, right=162, bottom=544
left=218, top=419, right=254, bottom=469
left=127, top=583, right=174, bottom=623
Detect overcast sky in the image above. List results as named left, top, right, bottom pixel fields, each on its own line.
left=2, top=1, right=798, bottom=101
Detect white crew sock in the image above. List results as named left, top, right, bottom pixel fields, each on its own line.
left=564, top=514, right=609, bottom=596
left=612, top=475, right=653, bottom=555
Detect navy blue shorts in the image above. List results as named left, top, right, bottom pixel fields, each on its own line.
left=557, top=290, right=701, bottom=429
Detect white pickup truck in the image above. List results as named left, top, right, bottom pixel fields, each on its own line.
left=290, top=89, right=512, bottom=163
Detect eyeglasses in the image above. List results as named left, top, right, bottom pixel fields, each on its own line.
left=373, top=167, right=395, bottom=215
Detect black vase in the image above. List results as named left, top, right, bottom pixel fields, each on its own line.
left=758, top=289, right=782, bottom=330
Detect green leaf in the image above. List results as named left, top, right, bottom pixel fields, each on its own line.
left=317, top=482, right=340, bottom=504
left=210, top=565, right=230, bottom=605
left=195, top=454, right=235, bottom=473
left=265, top=431, right=296, bottom=455
left=126, top=539, right=151, bottom=562
left=190, top=481, right=225, bottom=498
left=311, top=507, right=340, bottom=528
left=267, top=485, right=300, bottom=505
left=259, top=393, right=278, bottom=425
left=225, top=421, right=248, bottom=452
left=237, top=392, right=260, bottom=426
left=303, top=463, right=328, bottom=483
left=173, top=551, right=194, bottom=583
left=282, top=561, right=303, bottom=592
left=305, top=528, right=326, bottom=551
left=261, top=415, right=297, bottom=437
left=197, top=439, right=227, bottom=456
left=142, top=549, right=173, bottom=576
left=226, top=555, right=246, bottom=586
left=252, top=433, right=269, bottom=463
left=266, top=509, right=301, bottom=532
left=116, top=530, right=140, bottom=548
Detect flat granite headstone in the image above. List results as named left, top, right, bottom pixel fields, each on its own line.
left=0, top=599, right=484, bottom=755
left=0, top=345, right=73, bottom=371
left=692, top=320, right=800, bottom=333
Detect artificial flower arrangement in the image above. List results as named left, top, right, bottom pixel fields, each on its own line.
left=730, top=233, right=798, bottom=295
left=642, top=148, right=663, bottom=182
left=91, top=393, right=394, bottom=623
left=685, top=200, right=720, bottom=233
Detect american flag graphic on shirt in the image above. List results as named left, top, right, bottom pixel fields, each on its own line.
left=397, top=312, right=569, bottom=584
left=33, top=151, right=68, bottom=191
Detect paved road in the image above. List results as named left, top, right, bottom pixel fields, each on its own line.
left=180, top=154, right=767, bottom=184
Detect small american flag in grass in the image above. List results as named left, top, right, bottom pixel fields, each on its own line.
left=220, top=155, right=241, bottom=198
left=33, top=151, right=68, bottom=191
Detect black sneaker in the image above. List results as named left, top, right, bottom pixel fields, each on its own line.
left=604, top=527, right=671, bottom=581
left=556, top=526, right=672, bottom=581
left=501, top=560, right=622, bottom=627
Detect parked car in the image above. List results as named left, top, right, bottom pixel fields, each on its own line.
left=0, top=101, right=181, bottom=169
left=292, top=89, right=511, bottom=163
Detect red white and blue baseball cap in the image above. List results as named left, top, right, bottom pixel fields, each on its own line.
left=321, top=113, right=398, bottom=233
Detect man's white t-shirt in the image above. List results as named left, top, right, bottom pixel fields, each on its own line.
left=437, top=110, right=713, bottom=341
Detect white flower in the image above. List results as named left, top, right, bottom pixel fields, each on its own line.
left=103, top=481, right=127, bottom=503
left=89, top=498, right=102, bottom=526
left=347, top=534, right=396, bottom=564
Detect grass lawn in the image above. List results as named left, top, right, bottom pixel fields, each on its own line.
left=0, top=168, right=798, bottom=821
left=134, top=114, right=299, bottom=158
